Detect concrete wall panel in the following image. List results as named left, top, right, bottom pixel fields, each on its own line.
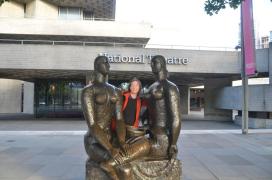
left=35, top=0, right=58, bottom=19
left=215, top=85, right=272, bottom=112
left=204, top=78, right=233, bottom=121
left=256, top=48, right=269, bottom=73
left=0, top=1, right=24, bottom=18
left=0, top=79, right=22, bottom=113
left=23, top=81, right=34, bottom=114
left=0, top=44, right=240, bottom=74
left=0, top=1, right=24, bottom=17
left=0, top=18, right=152, bottom=38
left=269, top=42, right=272, bottom=83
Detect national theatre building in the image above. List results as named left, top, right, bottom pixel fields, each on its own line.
left=0, top=0, right=271, bottom=128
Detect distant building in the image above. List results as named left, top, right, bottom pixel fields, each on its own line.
left=260, top=36, right=269, bottom=48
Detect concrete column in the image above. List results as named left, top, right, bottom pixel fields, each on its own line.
left=0, top=79, right=22, bottom=113
left=204, top=78, right=232, bottom=121
left=178, top=85, right=190, bottom=115
left=269, top=42, right=272, bottom=84
left=23, top=81, right=34, bottom=114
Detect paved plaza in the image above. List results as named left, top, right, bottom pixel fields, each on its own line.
left=0, top=119, right=272, bottom=180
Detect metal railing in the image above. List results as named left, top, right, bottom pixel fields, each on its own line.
left=0, top=15, right=116, bottom=21
left=0, top=39, right=146, bottom=47
left=0, top=38, right=239, bottom=51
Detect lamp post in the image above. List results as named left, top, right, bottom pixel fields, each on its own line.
left=240, top=0, right=257, bottom=134
left=235, top=43, right=249, bottom=134
left=240, top=2, right=248, bottom=134
left=235, top=43, right=248, bottom=134
left=241, top=37, right=249, bottom=134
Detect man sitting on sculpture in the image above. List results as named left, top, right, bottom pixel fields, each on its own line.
left=111, top=77, right=148, bottom=140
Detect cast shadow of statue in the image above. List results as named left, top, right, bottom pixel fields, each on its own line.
left=82, top=55, right=182, bottom=180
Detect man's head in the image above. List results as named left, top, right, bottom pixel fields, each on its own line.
left=129, top=77, right=141, bottom=95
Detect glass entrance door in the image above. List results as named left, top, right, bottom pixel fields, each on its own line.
left=35, top=80, right=84, bottom=118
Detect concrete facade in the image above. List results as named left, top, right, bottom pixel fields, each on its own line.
left=0, top=18, right=152, bottom=40
left=214, top=84, right=272, bottom=128
left=23, top=81, right=34, bottom=114
left=0, top=1, right=24, bottom=18
left=204, top=78, right=233, bottom=121
left=0, top=79, right=34, bottom=114
left=256, top=48, right=269, bottom=73
left=2, top=0, right=116, bottom=19
left=0, top=44, right=240, bottom=74
left=0, top=0, right=151, bottom=44
left=269, top=42, right=272, bottom=83
left=214, top=85, right=272, bottom=112
left=25, top=0, right=58, bottom=19
left=0, top=79, right=22, bottom=113
left=179, top=85, right=190, bottom=115
left=25, top=0, right=36, bottom=18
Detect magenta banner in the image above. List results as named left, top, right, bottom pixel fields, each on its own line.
left=241, top=0, right=256, bottom=76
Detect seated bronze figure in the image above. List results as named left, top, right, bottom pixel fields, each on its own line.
left=81, top=56, right=126, bottom=164
left=82, top=55, right=182, bottom=180
left=147, top=55, right=182, bottom=160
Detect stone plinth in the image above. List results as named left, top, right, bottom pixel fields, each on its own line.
left=86, top=161, right=110, bottom=180
left=131, top=159, right=182, bottom=180
left=86, top=159, right=182, bottom=180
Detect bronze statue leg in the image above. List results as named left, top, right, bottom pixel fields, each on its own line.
left=100, top=137, right=151, bottom=180
left=84, top=132, right=110, bottom=162
left=118, top=164, right=132, bottom=180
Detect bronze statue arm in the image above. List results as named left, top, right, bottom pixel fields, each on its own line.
left=139, top=87, right=151, bottom=99
left=81, top=87, right=114, bottom=153
left=168, top=86, right=182, bottom=147
left=115, top=89, right=126, bottom=146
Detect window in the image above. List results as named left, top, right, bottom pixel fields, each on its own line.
left=83, top=11, right=94, bottom=20
left=59, top=7, right=82, bottom=20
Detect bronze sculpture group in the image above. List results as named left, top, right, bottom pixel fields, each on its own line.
left=82, top=55, right=182, bottom=180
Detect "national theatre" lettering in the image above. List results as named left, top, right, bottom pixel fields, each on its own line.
left=98, top=53, right=189, bottom=65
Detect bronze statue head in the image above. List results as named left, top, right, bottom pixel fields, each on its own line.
left=151, top=55, right=168, bottom=80
left=94, top=56, right=110, bottom=76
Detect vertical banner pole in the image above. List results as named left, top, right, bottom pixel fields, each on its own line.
left=241, top=0, right=256, bottom=134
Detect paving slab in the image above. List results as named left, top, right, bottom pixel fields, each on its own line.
left=0, top=118, right=271, bottom=179
left=0, top=132, right=271, bottom=180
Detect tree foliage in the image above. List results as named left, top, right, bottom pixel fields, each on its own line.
left=204, top=0, right=272, bottom=16
left=204, top=0, right=243, bottom=15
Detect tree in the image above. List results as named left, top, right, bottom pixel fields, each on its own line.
left=204, top=0, right=242, bottom=15
left=204, top=0, right=272, bottom=15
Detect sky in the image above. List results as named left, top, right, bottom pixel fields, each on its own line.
left=116, top=0, right=272, bottom=49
